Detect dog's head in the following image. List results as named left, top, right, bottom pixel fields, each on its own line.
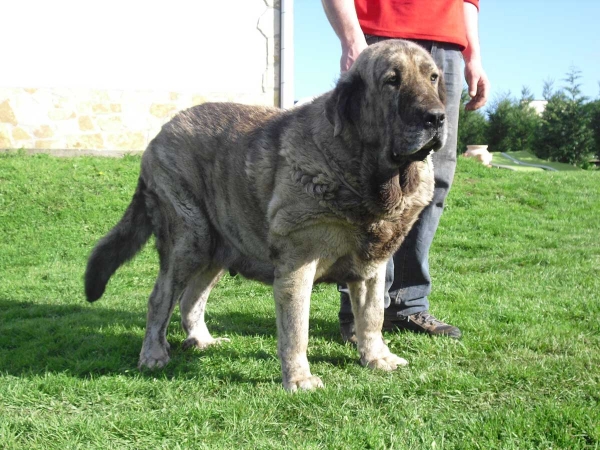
left=326, top=40, right=447, bottom=167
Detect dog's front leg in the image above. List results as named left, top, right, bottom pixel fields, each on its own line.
left=348, top=263, right=408, bottom=370
left=273, top=261, right=323, bottom=392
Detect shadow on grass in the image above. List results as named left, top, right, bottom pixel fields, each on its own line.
left=0, top=298, right=352, bottom=382
left=0, top=298, right=144, bottom=378
left=207, top=310, right=341, bottom=341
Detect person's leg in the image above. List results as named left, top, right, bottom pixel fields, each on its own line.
left=383, top=41, right=463, bottom=337
left=340, top=40, right=463, bottom=341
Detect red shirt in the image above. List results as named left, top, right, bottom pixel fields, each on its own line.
left=354, top=0, right=479, bottom=50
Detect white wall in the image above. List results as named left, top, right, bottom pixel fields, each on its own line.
left=1, top=0, right=277, bottom=94
left=0, top=0, right=281, bottom=151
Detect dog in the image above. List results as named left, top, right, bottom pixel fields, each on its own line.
left=84, top=40, right=447, bottom=391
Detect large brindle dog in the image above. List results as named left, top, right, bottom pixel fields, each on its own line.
left=85, top=40, right=447, bottom=391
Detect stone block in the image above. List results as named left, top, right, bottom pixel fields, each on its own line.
left=12, top=127, right=32, bottom=140
left=33, top=125, right=54, bottom=139
left=35, top=139, right=60, bottom=149
left=192, top=95, right=208, bottom=105
left=150, top=103, right=177, bottom=118
left=48, top=108, right=76, bottom=121
left=52, top=94, right=72, bottom=109
left=78, top=116, right=95, bottom=131
left=92, top=103, right=122, bottom=114
left=67, top=133, right=104, bottom=149
left=106, top=131, right=146, bottom=151
left=0, top=125, right=14, bottom=148
left=76, top=101, right=94, bottom=115
left=97, top=115, right=123, bottom=132
left=0, top=100, right=17, bottom=125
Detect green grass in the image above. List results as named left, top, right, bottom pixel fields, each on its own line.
left=492, top=151, right=582, bottom=172
left=1, top=153, right=599, bottom=449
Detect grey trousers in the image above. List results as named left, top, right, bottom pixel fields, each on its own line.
left=339, top=37, right=463, bottom=320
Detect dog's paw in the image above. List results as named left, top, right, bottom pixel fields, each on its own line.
left=138, top=345, right=170, bottom=370
left=138, top=354, right=170, bottom=370
left=182, top=336, right=230, bottom=351
left=362, top=353, right=408, bottom=371
left=283, top=375, right=324, bottom=393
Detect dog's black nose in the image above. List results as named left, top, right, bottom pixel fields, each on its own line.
left=424, top=110, right=445, bottom=128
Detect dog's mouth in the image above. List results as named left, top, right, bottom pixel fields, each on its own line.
left=392, top=136, right=442, bottom=163
left=410, top=136, right=444, bottom=160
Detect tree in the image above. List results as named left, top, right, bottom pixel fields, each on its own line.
left=513, top=88, right=542, bottom=153
left=534, top=68, right=595, bottom=166
left=485, top=93, right=513, bottom=152
left=485, top=89, right=540, bottom=153
left=542, top=79, right=555, bottom=101
left=585, top=98, right=600, bottom=159
left=520, top=86, right=534, bottom=103
left=457, top=88, right=488, bottom=154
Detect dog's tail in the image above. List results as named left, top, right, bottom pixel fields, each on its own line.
left=85, top=178, right=153, bottom=302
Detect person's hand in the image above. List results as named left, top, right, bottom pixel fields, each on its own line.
left=464, top=58, right=489, bottom=111
left=340, top=37, right=368, bottom=72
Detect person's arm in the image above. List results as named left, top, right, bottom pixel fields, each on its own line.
left=321, top=0, right=368, bottom=72
left=462, top=1, right=489, bottom=110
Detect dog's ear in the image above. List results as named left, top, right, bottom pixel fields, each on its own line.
left=325, top=72, right=364, bottom=137
left=437, top=72, right=447, bottom=105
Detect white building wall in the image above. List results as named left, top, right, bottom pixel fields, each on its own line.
left=0, top=0, right=281, bottom=152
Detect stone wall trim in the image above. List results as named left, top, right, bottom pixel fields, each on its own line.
left=1, top=148, right=144, bottom=157
left=0, top=86, right=280, bottom=152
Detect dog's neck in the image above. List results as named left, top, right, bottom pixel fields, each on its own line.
left=284, top=128, right=409, bottom=223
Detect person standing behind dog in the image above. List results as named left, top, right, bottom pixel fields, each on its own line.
left=322, top=0, right=489, bottom=340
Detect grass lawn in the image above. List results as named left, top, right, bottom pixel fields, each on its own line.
left=1, top=153, right=599, bottom=449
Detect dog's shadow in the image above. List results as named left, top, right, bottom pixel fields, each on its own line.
left=0, top=298, right=354, bottom=383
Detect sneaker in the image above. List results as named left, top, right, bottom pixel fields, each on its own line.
left=339, top=317, right=358, bottom=345
left=383, top=311, right=462, bottom=339
left=339, top=311, right=461, bottom=343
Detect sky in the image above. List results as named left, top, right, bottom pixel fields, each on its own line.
left=294, top=0, right=600, bottom=107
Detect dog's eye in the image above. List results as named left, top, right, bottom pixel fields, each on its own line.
left=430, top=74, right=439, bottom=83
left=386, top=71, right=401, bottom=86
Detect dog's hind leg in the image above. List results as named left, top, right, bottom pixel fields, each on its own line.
left=138, top=238, right=203, bottom=370
left=138, top=268, right=180, bottom=369
left=180, top=266, right=230, bottom=351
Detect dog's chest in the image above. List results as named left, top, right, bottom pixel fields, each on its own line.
left=355, top=220, right=408, bottom=262
left=314, top=220, right=406, bottom=284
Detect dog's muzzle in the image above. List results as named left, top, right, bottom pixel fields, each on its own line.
left=391, top=129, right=445, bottom=163
left=404, top=135, right=443, bottom=162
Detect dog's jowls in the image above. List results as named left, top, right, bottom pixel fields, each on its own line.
left=85, top=40, right=447, bottom=391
